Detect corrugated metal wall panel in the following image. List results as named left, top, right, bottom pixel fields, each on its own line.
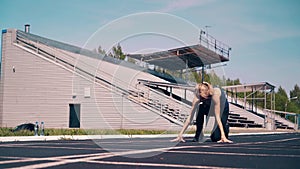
left=1, top=31, right=74, bottom=128
left=1, top=29, right=183, bottom=130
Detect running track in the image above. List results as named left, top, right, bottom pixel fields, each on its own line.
left=0, top=133, right=299, bottom=169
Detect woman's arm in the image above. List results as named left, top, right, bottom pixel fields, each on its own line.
left=213, top=88, right=232, bottom=143
left=171, top=96, right=199, bottom=142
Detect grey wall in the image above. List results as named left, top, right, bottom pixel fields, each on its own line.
left=0, top=29, right=180, bottom=130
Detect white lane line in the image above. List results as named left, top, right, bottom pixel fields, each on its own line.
left=0, top=157, right=42, bottom=165
left=4, top=137, right=300, bottom=169
left=1, top=144, right=207, bottom=168
left=6, top=145, right=202, bottom=169
left=0, top=152, right=111, bottom=165
left=167, top=150, right=300, bottom=158
left=8, top=160, right=71, bottom=169
left=0, top=142, right=94, bottom=147
left=0, top=144, right=102, bottom=151
left=204, top=137, right=300, bottom=148
left=229, top=137, right=300, bottom=146
left=211, top=146, right=299, bottom=151
left=87, top=160, right=240, bottom=169
left=0, top=156, right=44, bottom=165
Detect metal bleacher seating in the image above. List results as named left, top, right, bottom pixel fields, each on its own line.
left=275, top=120, right=294, bottom=129
left=228, top=111, right=263, bottom=128
left=129, top=81, right=263, bottom=129
left=129, top=81, right=296, bottom=130
left=127, top=87, right=190, bottom=126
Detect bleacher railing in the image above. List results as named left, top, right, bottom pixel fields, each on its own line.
left=199, top=30, right=231, bottom=59
left=136, top=83, right=192, bottom=124
left=264, top=109, right=298, bottom=130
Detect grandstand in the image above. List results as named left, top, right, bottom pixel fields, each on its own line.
left=224, top=83, right=297, bottom=130
left=0, top=26, right=296, bottom=131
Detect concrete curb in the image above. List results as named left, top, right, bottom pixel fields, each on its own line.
left=0, top=131, right=297, bottom=142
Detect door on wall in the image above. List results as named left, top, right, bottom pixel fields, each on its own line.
left=69, top=104, right=80, bottom=128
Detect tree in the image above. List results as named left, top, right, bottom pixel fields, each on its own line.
left=208, top=70, right=225, bottom=87
left=275, top=86, right=288, bottom=112
left=112, top=44, right=126, bottom=60
left=226, top=78, right=241, bottom=86
left=93, top=46, right=106, bottom=55
left=97, top=46, right=106, bottom=55
left=289, top=84, right=300, bottom=113
left=290, top=84, right=300, bottom=107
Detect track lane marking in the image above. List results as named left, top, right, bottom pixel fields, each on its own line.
left=87, top=160, right=240, bottom=169
left=3, top=136, right=300, bottom=169
left=6, top=145, right=201, bottom=169
left=167, top=150, right=300, bottom=158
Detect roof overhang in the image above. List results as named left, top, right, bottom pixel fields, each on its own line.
left=127, top=44, right=229, bottom=70
left=222, top=82, right=275, bottom=93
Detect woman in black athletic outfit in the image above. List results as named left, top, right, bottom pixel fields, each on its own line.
left=171, top=82, right=232, bottom=143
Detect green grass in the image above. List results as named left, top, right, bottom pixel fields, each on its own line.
left=0, top=128, right=34, bottom=136
left=0, top=128, right=194, bottom=137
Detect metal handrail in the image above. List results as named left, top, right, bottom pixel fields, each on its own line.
left=199, top=30, right=231, bottom=58
left=264, top=109, right=297, bottom=130
left=136, top=84, right=192, bottom=122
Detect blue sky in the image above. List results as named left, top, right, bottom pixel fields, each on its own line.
left=1, top=0, right=300, bottom=93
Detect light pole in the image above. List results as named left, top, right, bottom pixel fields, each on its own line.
left=204, top=25, right=211, bottom=48
left=285, top=96, right=298, bottom=118
left=204, top=25, right=211, bottom=34
left=291, top=96, right=298, bottom=100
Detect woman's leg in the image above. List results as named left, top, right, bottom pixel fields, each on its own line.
left=194, top=111, right=205, bottom=141
left=210, top=101, right=230, bottom=142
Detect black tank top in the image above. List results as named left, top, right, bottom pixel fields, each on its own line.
left=198, top=95, right=212, bottom=115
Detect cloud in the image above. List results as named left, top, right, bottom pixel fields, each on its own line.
left=234, top=23, right=300, bottom=46
left=159, top=0, right=213, bottom=12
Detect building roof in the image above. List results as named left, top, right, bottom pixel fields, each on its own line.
left=15, top=30, right=148, bottom=71
left=127, top=44, right=230, bottom=70
left=16, top=30, right=100, bottom=59
left=13, top=29, right=188, bottom=84
left=222, top=82, right=275, bottom=93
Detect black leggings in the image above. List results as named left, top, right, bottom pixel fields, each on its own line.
left=194, top=100, right=229, bottom=142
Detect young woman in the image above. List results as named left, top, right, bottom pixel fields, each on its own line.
left=171, top=82, right=232, bottom=143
